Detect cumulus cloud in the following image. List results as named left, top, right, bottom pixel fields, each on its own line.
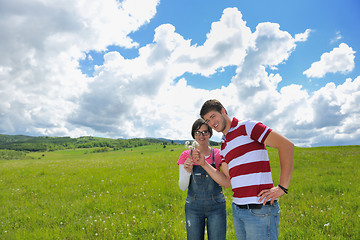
left=69, top=7, right=254, bottom=139
left=306, top=76, right=360, bottom=146
left=168, top=8, right=252, bottom=77
left=0, top=0, right=159, bottom=136
left=295, top=29, right=312, bottom=42
left=230, top=21, right=297, bottom=122
left=303, top=43, right=356, bottom=78
left=0, top=2, right=359, bottom=147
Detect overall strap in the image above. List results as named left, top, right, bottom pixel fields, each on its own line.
left=212, top=148, right=215, bottom=166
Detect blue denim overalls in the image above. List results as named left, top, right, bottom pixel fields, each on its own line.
left=185, top=148, right=227, bottom=240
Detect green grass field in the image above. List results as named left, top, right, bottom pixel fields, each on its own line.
left=0, top=145, right=359, bottom=239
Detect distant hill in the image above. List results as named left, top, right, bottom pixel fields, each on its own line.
left=0, top=134, right=170, bottom=152
left=0, top=134, right=220, bottom=152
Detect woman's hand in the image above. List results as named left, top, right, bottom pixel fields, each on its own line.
left=184, top=157, right=193, bottom=173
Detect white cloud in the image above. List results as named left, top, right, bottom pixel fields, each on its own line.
left=0, top=0, right=159, bottom=137
left=305, top=76, right=360, bottom=146
left=303, top=43, right=356, bottom=78
left=169, top=7, right=252, bottom=77
left=68, top=7, right=254, bottom=140
left=295, top=29, right=312, bottom=42
left=330, top=31, right=343, bottom=43
left=229, top=21, right=298, bottom=122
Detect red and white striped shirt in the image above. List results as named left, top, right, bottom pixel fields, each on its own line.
left=221, top=118, right=273, bottom=205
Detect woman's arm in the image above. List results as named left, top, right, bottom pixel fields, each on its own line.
left=179, top=164, right=191, bottom=191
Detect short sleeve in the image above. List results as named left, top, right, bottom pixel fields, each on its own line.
left=246, top=120, right=272, bottom=144
left=177, top=150, right=191, bottom=165
left=213, top=148, right=222, bottom=171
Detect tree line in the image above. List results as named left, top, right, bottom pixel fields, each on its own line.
left=0, top=134, right=170, bottom=152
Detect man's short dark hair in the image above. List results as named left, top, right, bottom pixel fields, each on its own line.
left=200, top=99, right=226, bottom=118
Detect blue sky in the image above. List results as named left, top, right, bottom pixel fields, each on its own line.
left=1, top=0, right=360, bottom=147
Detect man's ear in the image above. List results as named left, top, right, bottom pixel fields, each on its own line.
left=221, top=107, right=227, bottom=115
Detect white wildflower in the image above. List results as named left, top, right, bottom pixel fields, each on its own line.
left=324, top=223, right=330, bottom=227
left=185, top=140, right=199, bottom=149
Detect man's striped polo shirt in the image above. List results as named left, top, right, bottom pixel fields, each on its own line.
left=221, top=117, right=273, bottom=205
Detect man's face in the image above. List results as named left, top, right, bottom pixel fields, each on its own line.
left=203, top=109, right=227, bottom=133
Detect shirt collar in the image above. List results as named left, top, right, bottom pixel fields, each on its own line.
left=222, top=117, right=239, bottom=142
left=230, top=117, right=239, bottom=128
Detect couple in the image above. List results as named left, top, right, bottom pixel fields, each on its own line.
left=177, top=99, right=294, bottom=240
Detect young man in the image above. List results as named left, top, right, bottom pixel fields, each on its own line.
left=192, top=99, right=294, bottom=240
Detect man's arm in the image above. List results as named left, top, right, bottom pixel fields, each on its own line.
left=193, top=149, right=231, bottom=188
left=258, top=130, right=294, bottom=204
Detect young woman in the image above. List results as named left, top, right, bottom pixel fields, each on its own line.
left=177, top=118, right=227, bottom=240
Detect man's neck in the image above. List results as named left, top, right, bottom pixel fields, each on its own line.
left=222, top=116, right=232, bottom=135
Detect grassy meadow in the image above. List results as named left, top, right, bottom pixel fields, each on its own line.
left=0, top=145, right=359, bottom=239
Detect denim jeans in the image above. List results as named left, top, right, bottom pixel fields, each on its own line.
left=185, top=163, right=226, bottom=240
left=185, top=194, right=227, bottom=240
left=232, top=201, right=280, bottom=240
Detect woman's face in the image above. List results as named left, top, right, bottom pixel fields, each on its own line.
left=194, top=124, right=210, bottom=145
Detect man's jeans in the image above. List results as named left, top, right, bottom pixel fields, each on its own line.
left=232, top=201, right=280, bottom=240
